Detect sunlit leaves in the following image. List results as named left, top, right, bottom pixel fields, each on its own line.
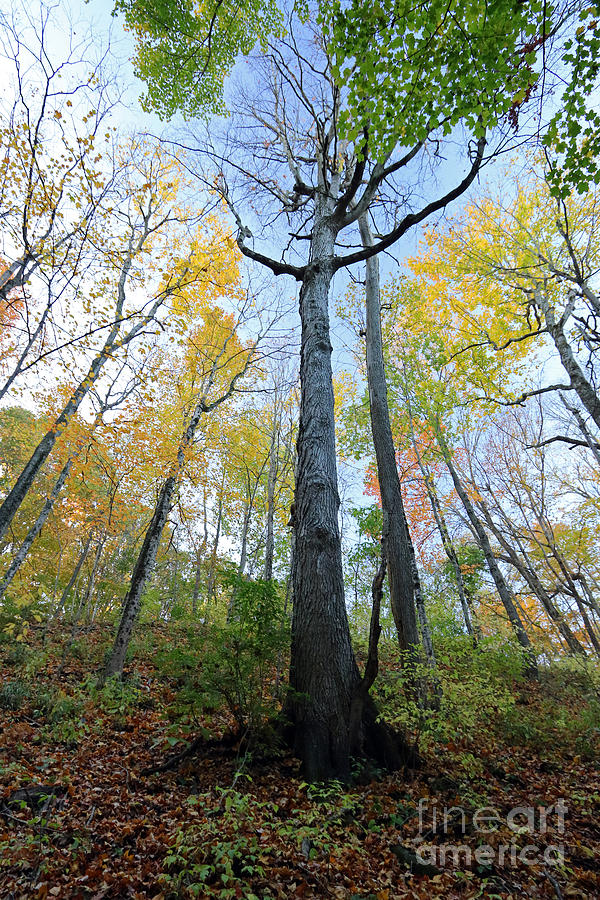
left=323, top=0, right=552, bottom=158
left=114, top=0, right=283, bottom=119
left=544, top=5, right=600, bottom=196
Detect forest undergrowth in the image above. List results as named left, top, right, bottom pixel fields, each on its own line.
left=0, top=619, right=598, bottom=900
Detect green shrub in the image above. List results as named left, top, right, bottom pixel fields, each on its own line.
left=161, top=783, right=359, bottom=899
left=161, top=789, right=271, bottom=899
left=0, top=679, right=29, bottom=710
left=86, top=673, right=144, bottom=719
left=158, top=577, right=289, bottom=740
left=374, top=634, right=517, bottom=753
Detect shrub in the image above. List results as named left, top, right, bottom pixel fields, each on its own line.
left=161, top=789, right=271, bottom=899
left=374, top=634, right=517, bottom=753
left=0, top=679, right=29, bottom=710
left=157, top=576, right=289, bottom=741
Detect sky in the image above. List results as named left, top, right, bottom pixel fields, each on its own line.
left=0, top=0, right=581, bottom=526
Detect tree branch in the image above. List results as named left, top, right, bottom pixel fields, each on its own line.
left=332, top=136, right=487, bottom=271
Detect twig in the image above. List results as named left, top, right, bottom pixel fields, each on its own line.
left=544, top=868, right=564, bottom=900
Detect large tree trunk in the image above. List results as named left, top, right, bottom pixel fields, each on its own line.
left=436, top=428, right=538, bottom=676
left=287, top=213, right=363, bottom=781
left=358, top=216, right=432, bottom=663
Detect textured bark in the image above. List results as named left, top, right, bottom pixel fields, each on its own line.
left=104, top=473, right=179, bottom=679
left=436, top=428, right=538, bottom=676
left=349, top=548, right=385, bottom=752
left=287, top=212, right=362, bottom=781
left=358, top=216, right=425, bottom=661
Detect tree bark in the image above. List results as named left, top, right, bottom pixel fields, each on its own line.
left=358, top=215, right=427, bottom=663
left=287, top=212, right=363, bottom=781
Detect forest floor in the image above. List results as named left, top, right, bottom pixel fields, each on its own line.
left=0, top=624, right=599, bottom=900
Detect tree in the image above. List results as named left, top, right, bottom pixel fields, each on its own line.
left=116, top=0, right=570, bottom=778
left=358, top=215, right=435, bottom=671
left=114, top=0, right=282, bottom=119
left=213, top=28, right=489, bottom=780
left=375, top=277, right=539, bottom=673
left=0, top=364, right=136, bottom=601
left=0, top=1, right=121, bottom=397
left=104, top=262, right=267, bottom=678
left=403, top=399, right=477, bottom=640
left=414, top=168, right=600, bottom=442
left=543, top=6, right=600, bottom=197
left=433, top=421, right=538, bottom=675
left=464, top=406, right=600, bottom=654
left=0, top=139, right=200, bottom=546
